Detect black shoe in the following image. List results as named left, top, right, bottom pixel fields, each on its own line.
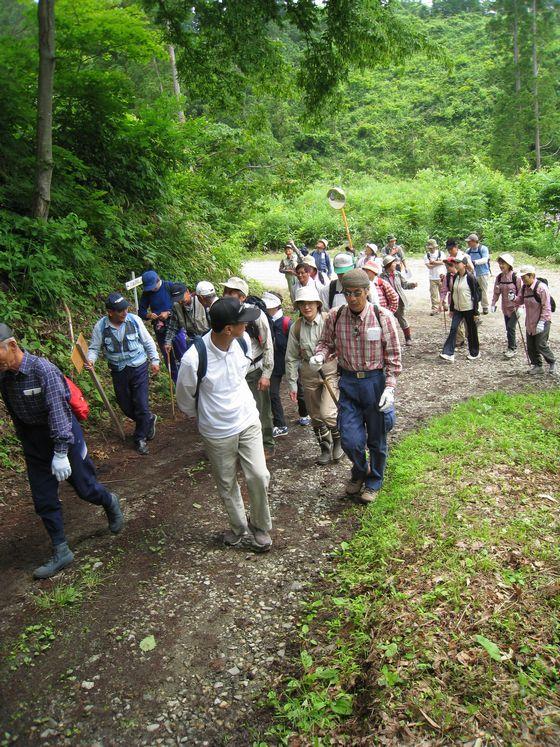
left=147, top=414, right=157, bottom=441
left=104, top=493, right=124, bottom=534
left=136, top=439, right=149, bottom=455
left=33, top=543, right=74, bottom=579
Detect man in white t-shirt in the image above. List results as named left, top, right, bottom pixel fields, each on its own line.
left=424, top=239, right=446, bottom=315
left=175, top=297, right=273, bottom=552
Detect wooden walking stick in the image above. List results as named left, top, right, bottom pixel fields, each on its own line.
left=166, top=348, right=176, bottom=419
left=74, top=340, right=126, bottom=441
left=318, top=369, right=339, bottom=408
left=327, top=187, right=354, bottom=253
left=517, top=316, right=530, bottom=364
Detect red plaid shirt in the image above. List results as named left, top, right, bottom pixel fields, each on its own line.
left=316, top=302, right=402, bottom=388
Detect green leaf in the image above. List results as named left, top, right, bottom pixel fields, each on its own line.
left=331, top=694, right=353, bottom=716
left=474, top=634, right=503, bottom=661
left=300, top=650, right=313, bottom=670
left=139, top=635, right=156, bottom=652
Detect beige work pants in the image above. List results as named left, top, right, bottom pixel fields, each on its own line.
left=477, top=274, right=490, bottom=311
left=300, top=360, right=338, bottom=429
left=201, top=421, right=272, bottom=534
left=429, top=279, right=441, bottom=311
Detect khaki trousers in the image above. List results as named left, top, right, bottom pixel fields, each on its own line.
left=246, top=367, right=275, bottom=450
left=429, top=279, right=441, bottom=311
left=477, top=274, right=490, bottom=311
left=300, top=360, right=338, bottom=429
left=201, top=421, right=272, bottom=534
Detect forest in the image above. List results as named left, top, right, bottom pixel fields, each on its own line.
left=1, top=0, right=559, bottom=342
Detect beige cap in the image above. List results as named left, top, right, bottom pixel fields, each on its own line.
left=220, top=277, right=249, bottom=296
left=195, top=281, right=216, bottom=297
left=497, top=253, right=514, bottom=269
left=299, top=256, right=317, bottom=270
left=467, top=233, right=479, bottom=242
left=519, top=264, right=536, bottom=276
left=426, top=239, right=438, bottom=249
left=294, top=286, right=322, bottom=305
left=382, top=254, right=397, bottom=268
left=340, top=268, right=370, bottom=290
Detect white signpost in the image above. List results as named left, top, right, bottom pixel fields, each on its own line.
left=125, top=272, right=143, bottom=312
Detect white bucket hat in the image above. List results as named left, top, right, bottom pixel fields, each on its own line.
left=262, top=291, right=283, bottom=309
left=497, top=253, right=514, bottom=269
left=195, top=281, right=216, bottom=297
left=300, top=255, right=317, bottom=270
left=294, top=286, right=322, bottom=305
left=220, top=276, right=249, bottom=296
left=519, top=264, right=536, bottom=277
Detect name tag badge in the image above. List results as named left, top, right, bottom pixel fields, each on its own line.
left=23, top=387, right=42, bottom=396
left=366, top=327, right=381, bottom=342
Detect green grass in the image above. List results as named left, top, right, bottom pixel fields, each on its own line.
left=266, top=390, right=560, bottom=744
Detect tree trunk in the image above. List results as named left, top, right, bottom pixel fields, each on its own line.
left=531, top=0, right=541, bottom=170
left=168, top=44, right=185, bottom=123
left=33, top=0, right=56, bottom=220
left=513, top=0, right=521, bottom=94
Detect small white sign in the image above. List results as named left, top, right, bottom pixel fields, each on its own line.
left=125, top=276, right=143, bottom=290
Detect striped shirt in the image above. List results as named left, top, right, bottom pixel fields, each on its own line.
left=315, top=302, right=402, bottom=388
left=0, top=352, right=74, bottom=454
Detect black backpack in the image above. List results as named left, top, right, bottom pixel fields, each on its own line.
left=244, top=295, right=270, bottom=341
left=192, top=335, right=249, bottom=410
left=522, top=278, right=556, bottom=313
left=328, top=279, right=339, bottom=308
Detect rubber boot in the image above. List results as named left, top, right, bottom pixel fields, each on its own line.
left=33, top=542, right=74, bottom=580
left=104, top=493, right=124, bottom=534
left=331, top=428, right=343, bottom=462
left=403, top=327, right=413, bottom=346
left=314, top=426, right=332, bottom=465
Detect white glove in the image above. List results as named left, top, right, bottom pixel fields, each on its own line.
left=536, top=320, right=545, bottom=334
left=378, top=387, right=395, bottom=413
left=309, top=354, right=325, bottom=372
left=491, top=305, right=497, bottom=313
left=51, top=453, right=72, bottom=482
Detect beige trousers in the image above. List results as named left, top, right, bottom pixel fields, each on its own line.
left=429, top=279, right=441, bottom=311
left=477, top=274, right=490, bottom=311
left=300, top=359, right=338, bottom=429
left=201, top=421, right=272, bottom=534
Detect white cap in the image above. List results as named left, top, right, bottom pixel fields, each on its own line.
left=220, top=276, right=249, bottom=296
left=333, top=253, right=354, bottom=275
left=299, top=255, right=317, bottom=270
left=519, top=264, right=536, bottom=277
left=363, top=259, right=382, bottom=275
left=262, top=291, right=283, bottom=309
left=294, top=286, right=322, bottom=305
left=316, top=238, right=329, bottom=249
left=497, top=253, right=514, bottom=269
left=195, top=281, right=216, bottom=297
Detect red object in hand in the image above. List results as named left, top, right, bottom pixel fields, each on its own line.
left=64, top=376, right=90, bottom=421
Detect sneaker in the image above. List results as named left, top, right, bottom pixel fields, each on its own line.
left=298, top=416, right=311, bottom=427
left=527, top=365, right=544, bottom=375
left=33, top=543, right=74, bottom=580
left=503, top=349, right=517, bottom=359
left=147, top=414, right=157, bottom=441
left=136, top=439, right=149, bottom=455
left=439, top=353, right=455, bottom=363
left=467, top=353, right=480, bottom=361
left=345, top=476, right=364, bottom=496
left=223, top=529, right=251, bottom=547
left=358, top=488, right=378, bottom=504
left=248, top=522, right=273, bottom=553
left=405, top=339, right=413, bottom=347
left=272, top=426, right=288, bottom=438
left=104, top=493, right=124, bottom=534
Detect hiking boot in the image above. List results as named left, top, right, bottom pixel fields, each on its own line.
left=527, top=365, right=544, bottom=375
left=467, top=353, right=480, bottom=361
left=136, top=439, right=149, bottom=455
left=358, top=488, right=378, bottom=504
left=345, top=476, right=364, bottom=496
left=298, top=416, right=311, bottom=426
left=405, top=338, right=414, bottom=346
left=503, top=348, right=516, bottom=359
left=264, top=448, right=275, bottom=461
left=272, top=426, right=288, bottom=438
left=439, top=353, right=454, bottom=363
left=331, top=428, right=344, bottom=462
left=248, top=522, right=273, bottom=553
left=549, top=362, right=557, bottom=376
left=314, top=426, right=332, bottom=466
left=147, top=414, right=157, bottom=441
left=104, top=493, right=124, bottom=534
left=483, top=308, right=489, bottom=315
left=223, top=529, right=251, bottom=547
left=33, top=542, right=74, bottom=580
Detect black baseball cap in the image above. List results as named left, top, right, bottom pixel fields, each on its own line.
left=209, top=297, right=259, bottom=331
left=170, top=282, right=188, bottom=301
left=0, top=323, right=14, bottom=341
left=105, top=292, right=130, bottom=311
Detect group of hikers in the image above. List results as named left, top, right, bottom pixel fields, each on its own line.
left=0, top=231, right=556, bottom=579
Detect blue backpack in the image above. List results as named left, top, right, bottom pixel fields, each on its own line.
left=192, top=335, right=249, bottom=410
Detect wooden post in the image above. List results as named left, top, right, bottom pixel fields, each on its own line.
left=75, top=342, right=126, bottom=441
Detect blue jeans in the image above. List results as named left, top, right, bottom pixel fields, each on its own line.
left=443, top=310, right=479, bottom=357
left=111, top=362, right=152, bottom=443
left=22, top=416, right=112, bottom=545
left=504, top=313, right=517, bottom=350
left=337, top=370, right=395, bottom=490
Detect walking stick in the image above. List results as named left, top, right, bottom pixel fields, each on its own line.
left=442, top=306, right=447, bottom=333
left=327, top=187, right=354, bottom=253
left=76, top=343, right=126, bottom=441
left=318, top=369, right=339, bottom=408
left=517, top=316, right=530, bottom=364
left=166, top=349, right=176, bottom=419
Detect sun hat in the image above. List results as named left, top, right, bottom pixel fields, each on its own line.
left=333, top=253, right=354, bottom=275
left=466, top=233, right=479, bottom=242
left=340, top=269, right=370, bottom=290
left=497, top=253, right=514, bottom=269
left=519, top=264, right=536, bottom=276
left=382, top=255, right=397, bottom=268
left=363, top=259, right=382, bottom=275
left=0, top=323, right=14, bottom=341
left=365, top=243, right=378, bottom=255
left=316, top=238, right=329, bottom=249
left=195, top=281, right=216, bottom=297
left=220, top=276, right=249, bottom=296
left=426, top=239, right=438, bottom=250
left=262, top=291, right=283, bottom=309
left=294, top=286, right=322, bottom=305
left=300, top=256, right=317, bottom=270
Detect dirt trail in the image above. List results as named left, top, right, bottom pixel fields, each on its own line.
left=1, top=257, right=559, bottom=745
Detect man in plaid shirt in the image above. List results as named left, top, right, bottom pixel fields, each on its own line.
left=0, top=323, right=123, bottom=579
left=313, top=269, right=402, bottom=503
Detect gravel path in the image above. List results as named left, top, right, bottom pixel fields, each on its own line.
left=0, top=255, right=558, bottom=745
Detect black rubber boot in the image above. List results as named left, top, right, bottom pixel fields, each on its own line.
left=314, top=426, right=332, bottom=465
left=104, top=493, right=124, bottom=534
left=331, top=428, right=343, bottom=462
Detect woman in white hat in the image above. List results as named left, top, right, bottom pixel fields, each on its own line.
left=491, top=253, right=523, bottom=358
left=285, top=286, right=341, bottom=465
left=356, top=243, right=378, bottom=269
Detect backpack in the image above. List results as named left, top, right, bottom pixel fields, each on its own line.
left=192, top=335, right=249, bottom=410
left=64, top=376, right=90, bottom=421
left=522, top=278, right=556, bottom=313
left=244, top=295, right=270, bottom=341
left=328, top=279, right=339, bottom=308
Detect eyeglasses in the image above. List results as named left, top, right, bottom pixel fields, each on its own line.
left=343, top=290, right=364, bottom=298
